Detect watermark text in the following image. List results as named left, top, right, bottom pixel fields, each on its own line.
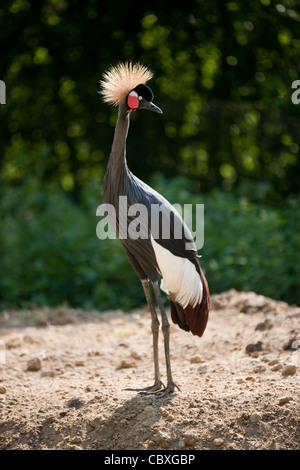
left=291, top=80, right=300, bottom=104
left=96, top=197, right=204, bottom=250
left=0, top=80, right=6, bottom=104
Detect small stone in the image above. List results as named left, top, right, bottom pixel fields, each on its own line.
left=255, top=319, right=273, bottom=331
left=190, top=356, right=203, bottom=363
left=240, top=411, right=249, bottom=420
left=188, top=400, right=197, bottom=408
left=213, top=437, right=224, bottom=447
left=75, top=360, right=85, bottom=367
left=278, top=396, right=293, bottom=405
left=250, top=412, right=261, bottom=424
left=253, top=365, right=266, bottom=373
left=198, top=363, right=208, bottom=374
left=26, top=357, right=42, bottom=371
left=0, top=386, right=6, bottom=394
left=147, top=440, right=155, bottom=447
left=246, top=341, right=263, bottom=355
left=41, top=371, right=56, bottom=377
left=183, top=430, right=198, bottom=446
left=130, top=351, right=142, bottom=360
left=291, top=340, right=300, bottom=350
left=271, top=363, right=282, bottom=371
left=116, top=359, right=136, bottom=370
left=268, top=359, right=279, bottom=366
left=282, top=364, right=297, bottom=376
left=283, top=337, right=300, bottom=351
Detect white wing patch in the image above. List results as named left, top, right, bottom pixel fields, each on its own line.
left=151, top=236, right=203, bottom=308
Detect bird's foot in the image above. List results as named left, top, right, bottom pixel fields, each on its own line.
left=124, top=380, right=165, bottom=394
left=125, top=380, right=180, bottom=397
left=128, top=380, right=180, bottom=398
left=152, top=381, right=181, bottom=398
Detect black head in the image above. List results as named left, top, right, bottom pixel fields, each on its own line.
left=126, top=84, right=163, bottom=114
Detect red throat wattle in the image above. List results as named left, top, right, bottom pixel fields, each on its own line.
left=127, top=91, right=139, bottom=110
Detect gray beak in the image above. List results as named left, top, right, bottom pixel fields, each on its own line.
left=142, top=101, right=163, bottom=114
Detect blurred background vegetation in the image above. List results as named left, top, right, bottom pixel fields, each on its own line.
left=0, top=0, right=299, bottom=311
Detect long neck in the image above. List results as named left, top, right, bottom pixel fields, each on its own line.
left=103, top=103, right=130, bottom=199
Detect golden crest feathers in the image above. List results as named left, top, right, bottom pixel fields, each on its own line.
left=100, top=62, right=153, bottom=106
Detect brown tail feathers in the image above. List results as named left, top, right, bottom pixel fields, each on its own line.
left=170, top=258, right=210, bottom=337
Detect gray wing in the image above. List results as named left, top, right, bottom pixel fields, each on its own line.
left=126, top=174, right=198, bottom=260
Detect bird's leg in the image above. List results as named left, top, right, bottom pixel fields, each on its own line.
left=152, top=281, right=180, bottom=396
left=139, top=279, right=165, bottom=391
left=125, top=279, right=164, bottom=393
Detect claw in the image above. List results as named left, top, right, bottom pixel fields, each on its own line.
left=125, top=381, right=180, bottom=397
left=154, top=381, right=180, bottom=398
left=124, top=380, right=165, bottom=393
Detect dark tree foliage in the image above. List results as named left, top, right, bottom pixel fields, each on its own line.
left=0, top=0, right=299, bottom=309
left=1, top=0, right=299, bottom=197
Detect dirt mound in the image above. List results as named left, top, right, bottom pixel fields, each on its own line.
left=0, top=290, right=299, bottom=450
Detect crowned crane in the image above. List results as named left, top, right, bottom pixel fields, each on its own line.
left=100, top=62, right=209, bottom=396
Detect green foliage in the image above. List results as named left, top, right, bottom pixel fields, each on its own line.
left=0, top=175, right=299, bottom=309
left=0, top=1, right=299, bottom=309
left=204, top=185, right=300, bottom=304
left=0, top=176, right=143, bottom=310
left=1, top=0, right=300, bottom=197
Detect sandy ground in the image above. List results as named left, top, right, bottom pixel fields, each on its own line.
left=0, top=289, right=299, bottom=451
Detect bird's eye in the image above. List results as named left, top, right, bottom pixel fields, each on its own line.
left=138, top=96, right=143, bottom=101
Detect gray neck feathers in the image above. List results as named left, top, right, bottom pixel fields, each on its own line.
left=103, top=103, right=130, bottom=203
